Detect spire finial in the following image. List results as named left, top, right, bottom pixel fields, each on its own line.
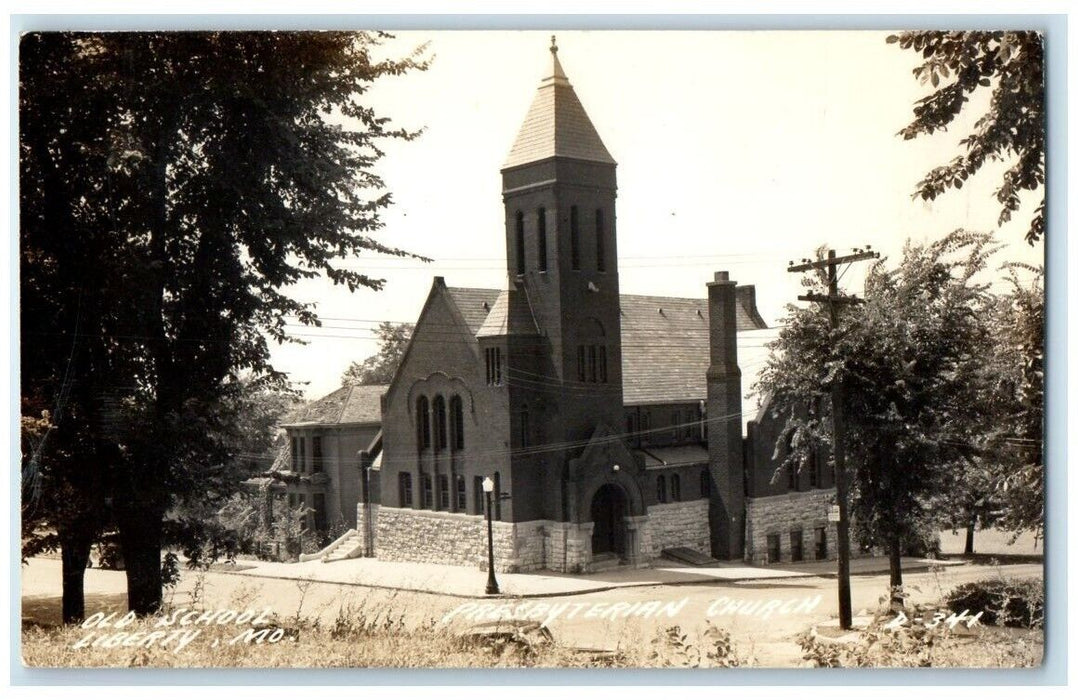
left=550, top=35, right=558, bottom=54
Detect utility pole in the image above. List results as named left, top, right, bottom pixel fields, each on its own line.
left=788, top=247, right=878, bottom=630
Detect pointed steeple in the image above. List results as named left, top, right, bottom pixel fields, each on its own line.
left=503, top=36, right=616, bottom=169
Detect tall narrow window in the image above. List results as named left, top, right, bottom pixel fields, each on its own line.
left=537, top=207, right=548, bottom=272
left=416, top=396, right=430, bottom=450
left=437, top=474, right=449, bottom=510
left=421, top=473, right=433, bottom=509
left=520, top=406, right=530, bottom=448
left=587, top=345, right=597, bottom=382
left=515, top=210, right=525, bottom=274
left=598, top=346, right=607, bottom=383
left=626, top=414, right=636, bottom=438
left=493, top=472, right=502, bottom=519
left=700, top=468, right=711, bottom=498
left=433, top=395, right=448, bottom=450
left=298, top=437, right=306, bottom=472
left=313, top=493, right=327, bottom=532
left=595, top=208, right=606, bottom=272
left=814, top=527, right=827, bottom=560
left=450, top=395, right=464, bottom=450
left=767, top=533, right=781, bottom=563
left=671, top=410, right=681, bottom=441
left=474, top=476, right=484, bottom=515
left=656, top=475, right=667, bottom=503
left=671, top=474, right=681, bottom=501
left=485, top=347, right=503, bottom=386
left=790, top=530, right=804, bottom=562
left=455, top=475, right=467, bottom=512
left=399, top=472, right=413, bottom=507
left=577, top=345, right=587, bottom=382
left=808, top=448, right=819, bottom=488
left=570, top=205, right=580, bottom=270
left=311, top=436, right=323, bottom=473
left=290, top=437, right=298, bottom=471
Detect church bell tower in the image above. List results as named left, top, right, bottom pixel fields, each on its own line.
left=500, top=37, right=624, bottom=445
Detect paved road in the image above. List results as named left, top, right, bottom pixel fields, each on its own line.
left=21, top=557, right=1041, bottom=667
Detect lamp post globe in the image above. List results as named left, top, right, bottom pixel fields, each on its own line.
left=482, top=476, right=499, bottom=595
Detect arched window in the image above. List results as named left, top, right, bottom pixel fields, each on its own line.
left=537, top=207, right=548, bottom=272
left=656, top=475, right=667, bottom=503
left=433, top=395, right=447, bottom=450
left=416, top=396, right=430, bottom=451
left=450, top=395, right=464, bottom=450
left=671, top=474, right=681, bottom=502
left=700, top=468, right=711, bottom=498
left=570, top=205, right=580, bottom=270
left=595, top=208, right=606, bottom=272
left=515, top=211, right=525, bottom=274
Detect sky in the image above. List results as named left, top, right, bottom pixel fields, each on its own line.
left=271, top=30, right=1044, bottom=399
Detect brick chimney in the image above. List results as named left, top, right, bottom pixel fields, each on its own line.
left=706, top=271, right=745, bottom=560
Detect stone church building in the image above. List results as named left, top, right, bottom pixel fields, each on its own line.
left=346, top=43, right=838, bottom=572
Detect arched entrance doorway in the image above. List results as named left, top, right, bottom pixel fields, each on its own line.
left=590, top=484, right=627, bottom=558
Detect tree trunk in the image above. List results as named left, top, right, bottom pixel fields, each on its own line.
left=118, top=508, right=164, bottom=616
left=964, top=512, right=976, bottom=555
left=60, top=529, right=94, bottom=624
left=888, top=533, right=904, bottom=609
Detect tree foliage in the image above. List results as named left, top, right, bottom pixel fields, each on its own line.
left=756, top=231, right=1016, bottom=576
left=341, top=321, right=414, bottom=386
left=889, top=31, right=1045, bottom=244
left=20, top=31, right=427, bottom=617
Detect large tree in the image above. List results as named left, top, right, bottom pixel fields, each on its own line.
left=340, top=321, right=414, bottom=386
left=889, top=31, right=1045, bottom=245
left=20, top=31, right=427, bottom=618
left=756, top=231, right=999, bottom=595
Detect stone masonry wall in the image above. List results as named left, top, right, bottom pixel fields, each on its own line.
left=368, top=505, right=557, bottom=573
left=744, top=488, right=838, bottom=565
left=642, top=499, right=710, bottom=559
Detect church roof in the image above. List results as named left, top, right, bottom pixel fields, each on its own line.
left=283, top=384, right=387, bottom=427
left=475, top=285, right=540, bottom=338
left=503, top=39, right=616, bottom=169
left=442, top=284, right=771, bottom=416
left=444, top=287, right=501, bottom=334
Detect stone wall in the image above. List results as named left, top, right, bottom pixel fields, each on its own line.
left=642, top=499, right=710, bottom=558
left=366, top=505, right=559, bottom=573
left=744, top=488, right=837, bottom=565
left=545, top=521, right=593, bottom=574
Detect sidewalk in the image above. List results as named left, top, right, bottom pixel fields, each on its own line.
left=213, top=555, right=965, bottom=599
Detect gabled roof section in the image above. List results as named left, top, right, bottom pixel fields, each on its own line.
left=284, top=384, right=387, bottom=427
left=444, top=287, right=501, bottom=335
left=476, top=279, right=540, bottom=338
left=503, top=39, right=616, bottom=169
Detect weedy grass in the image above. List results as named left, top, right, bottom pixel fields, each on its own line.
left=797, top=583, right=1043, bottom=669
left=20, top=601, right=750, bottom=669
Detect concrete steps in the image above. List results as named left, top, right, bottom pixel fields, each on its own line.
left=662, top=547, right=720, bottom=567
left=323, top=533, right=364, bottom=562
left=586, top=552, right=624, bottom=573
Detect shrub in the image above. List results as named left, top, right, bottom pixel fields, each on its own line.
left=945, top=577, right=1043, bottom=628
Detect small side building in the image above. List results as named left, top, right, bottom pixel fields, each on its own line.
left=268, top=384, right=385, bottom=533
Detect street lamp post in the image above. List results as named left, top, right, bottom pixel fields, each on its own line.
left=482, top=476, right=500, bottom=595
